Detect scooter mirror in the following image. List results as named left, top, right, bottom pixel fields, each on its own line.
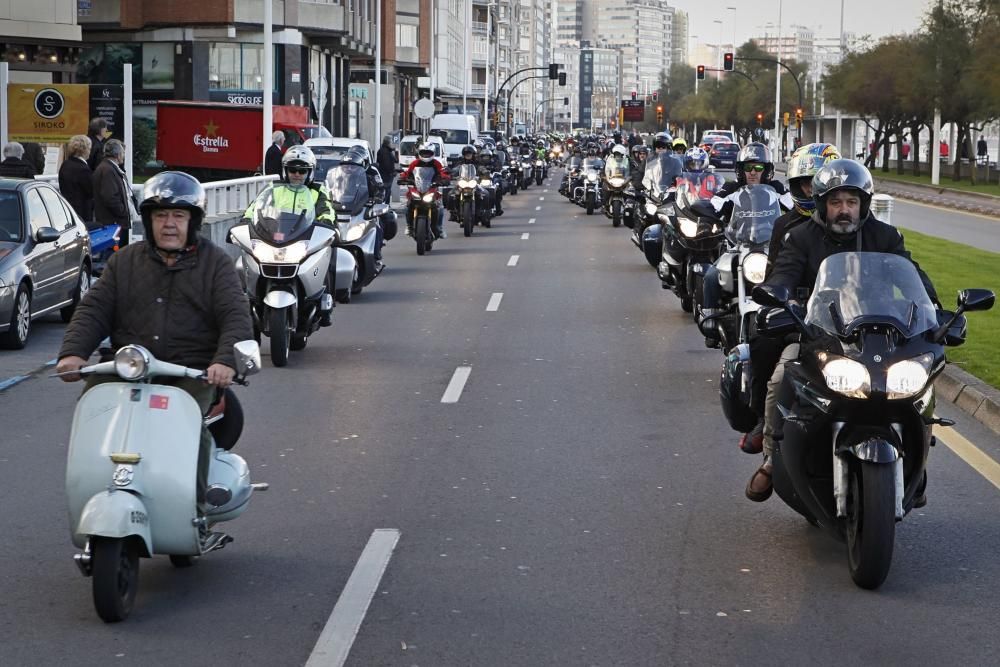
left=233, top=340, right=262, bottom=376
left=957, top=288, right=995, bottom=312
left=752, top=284, right=789, bottom=308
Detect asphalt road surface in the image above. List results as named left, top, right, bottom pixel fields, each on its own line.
left=2, top=172, right=1000, bottom=666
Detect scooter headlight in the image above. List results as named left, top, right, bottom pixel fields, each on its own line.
left=344, top=224, right=366, bottom=242
left=742, top=252, right=768, bottom=284
left=252, top=240, right=308, bottom=263
left=820, top=355, right=870, bottom=398
left=887, top=353, right=933, bottom=399
left=587, top=172, right=598, bottom=182
left=678, top=217, right=698, bottom=238
left=608, top=177, right=626, bottom=188
left=422, top=193, right=435, bottom=203
left=115, top=345, right=150, bottom=381
left=645, top=202, right=658, bottom=216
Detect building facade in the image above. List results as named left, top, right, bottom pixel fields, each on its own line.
left=578, top=45, right=621, bottom=131
left=590, top=0, right=675, bottom=98
left=1, top=0, right=82, bottom=84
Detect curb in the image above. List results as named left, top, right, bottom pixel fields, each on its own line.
left=938, top=364, right=1000, bottom=437
left=873, top=178, right=1000, bottom=218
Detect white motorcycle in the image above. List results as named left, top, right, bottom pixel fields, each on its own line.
left=64, top=341, right=265, bottom=622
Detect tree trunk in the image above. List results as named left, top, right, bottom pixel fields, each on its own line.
left=881, top=129, right=892, bottom=173
left=897, top=130, right=905, bottom=175
left=953, top=124, right=964, bottom=182
left=967, top=123, right=977, bottom=185
left=911, top=123, right=922, bottom=178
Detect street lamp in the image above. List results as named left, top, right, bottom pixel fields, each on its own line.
left=727, top=6, right=737, bottom=52
left=713, top=19, right=723, bottom=77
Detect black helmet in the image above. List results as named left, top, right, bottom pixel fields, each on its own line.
left=652, top=131, right=673, bottom=150
left=461, top=144, right=477, bottom=160
left=342, top=145, right=370, bottom=168
left=631, top=144, right=649, bottom=160
left=735, top=142, right=774, bottom=184
left=478, top=147, right=494, bottom=164
left=811, top=159, right=875, bottom=234
left=139, top=171, right=207, bottom=247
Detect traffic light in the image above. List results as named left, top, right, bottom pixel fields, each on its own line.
left=652, top=91, right=658, bottom=102
left=696, top=65, right=705, bottom=80
left=723, top=52, right=734, bottom=71
left=558, top=72, right=567, bottom=86
left=631, top=90, right=637, bottom=100
left=783, top=111, right=790, bottom=127
left=656, top=105, right=664, bottom=124
left=548, top=63, right=559, bottom=80
left=756, top=112, right=763, bottom=126
left=795, top=108, right=804, bottom=126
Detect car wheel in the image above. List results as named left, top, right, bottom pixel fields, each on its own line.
left=61, top=263, right=91, bottom=323
left=0, top=284, right=31, bottom=350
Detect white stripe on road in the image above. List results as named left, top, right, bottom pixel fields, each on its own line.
left=305, top=529, right=401, bottom=667
left=521, top=233, right=530, bottom=240
left=528, top=218, right=536, bottom=224
left=535, top=205, right=541, bottom=210
left=507, top=254, right=519, bottom=267
left=486, top=292, right=504, bottom=312
left=441, top=366, right=473, bottom=403
left=539, top=196, right=545, bottom=201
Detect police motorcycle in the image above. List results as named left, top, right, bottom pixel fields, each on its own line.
left=561, top=154, right=584, bottom=199
left=658, top=170, right=726, bottom=313
left=453, top=162, right=491, bottom=237
left=630, top=153, right=681, bottom=268
left=520, top=152, right=535, bottom=190
left=398, top=163, right=446, bottom=255
left=230, top=191, right=338, bottom=367
left=64, top=340, right=266, bottom=622
left=507, top=155, right=522, bottom=196
left=576, top=155, right=606, bottom=215
left=699, top=185, right=781, bottom=352
left=325, top=162, right=389, bottom=298
left=750, top=253, right=994, bottom=589
left=603, top=146, right=631, bottom=228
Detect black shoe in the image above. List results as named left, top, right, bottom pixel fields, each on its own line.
left=496, top=209, right=504, bottom=216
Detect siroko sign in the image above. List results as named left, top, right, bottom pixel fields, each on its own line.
left=6, top=84, right=91, bottom=142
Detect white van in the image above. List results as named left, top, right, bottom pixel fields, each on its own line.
left=398, top=134, right=445, bottom=169
left=430, top=114, right=479, bottom=162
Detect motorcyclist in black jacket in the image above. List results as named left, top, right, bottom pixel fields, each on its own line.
left=746, top=159, right=939, bottom=503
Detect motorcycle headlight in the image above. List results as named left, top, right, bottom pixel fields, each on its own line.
left=678, top=218, right=698, bottom=238
left=252, top=240, right=308, bottom=263
left=609, top=177, right=625, bottom=188
left=742, top=252, right=768, bottom=284
left=114, top=345, right=150, bottom=381
left=422, top=193, right=436, bottom=203
left=821, top=356, right=871, bottom=398
left=344, top=224, right=365, bottom=242
left=480, top=178, right=492, bottom=186
left=587, top=172, right=598, bottom=182
left=887, top=353, right=933, bottom=399
left=535, top=160, right=543, bottom=166
left=645, top=202, right=658, bottom=216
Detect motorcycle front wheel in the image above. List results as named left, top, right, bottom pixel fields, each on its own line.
left=269, top=307, right=291, bottom=367
left=612, top=199, right=622, bottom=227
left=91, top=536, right=140, bottom=623
left=586, top=192, right=595, bottom=215
left=462, top=200, right=475, bottom=237
left=846, top=460, right=896, bottom=589
left=415, top=216, right=428, bottom=256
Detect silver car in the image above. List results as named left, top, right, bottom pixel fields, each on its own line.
left=0, top=178, right=92, bottom=349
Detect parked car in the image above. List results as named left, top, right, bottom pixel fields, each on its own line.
left=699, top=135, right=729, bottom=152
left=304, top=137, right=375, bottom=166
left=0, top=178, right=92, bottom=349
left=708, top=141, right=740, bottom=169
left=398, top=135, right=445, bottom=169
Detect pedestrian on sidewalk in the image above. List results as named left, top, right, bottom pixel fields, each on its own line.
left=0, top=142, right=36, bottom=179
left=59, top=135, right=95, bottom=227
left=264, top=131, right=285, bottom=176
left=93, top=139, right=138, bottom=245
left=86, top=118, right=110, bottom=171
left=978, top=135, right=988, bottom=165
left=376, top=136, right=396, bottom=204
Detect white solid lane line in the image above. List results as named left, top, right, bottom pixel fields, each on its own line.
left=486, top=292, right=504, bottom=312
left=305, top=528, right=401, bottom=667
left=521, top=233, right=530, bottom=240
left=441, top=366, right=473, bottom=402
left=507, top=254, right=520, bottom=267
left=528, top=218, right=536, bottom=224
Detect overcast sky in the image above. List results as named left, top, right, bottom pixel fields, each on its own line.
left=671, top=0, right=934, bottom=49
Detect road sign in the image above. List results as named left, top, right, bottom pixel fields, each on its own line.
left=621, top=99, right=644, bottom=122
left=413, top=98, right=435, bottom=120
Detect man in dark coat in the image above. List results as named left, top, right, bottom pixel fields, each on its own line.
left=86, top=118, right=109, bottom=171
left=264, top=131, right=285, bottom=176
left=376, top=137, right=396, bottom=204
left=0, top=142, right=37, bottom=179
left=92, top=139, right=135, bottom=244
left=59, top=135, right=95, bottom=227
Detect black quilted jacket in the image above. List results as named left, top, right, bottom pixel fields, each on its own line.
left=59, top=239, right=253, bottom=370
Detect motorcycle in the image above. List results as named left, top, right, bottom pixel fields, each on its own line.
left=399, top=164, right=446, bottom=255
left=658, top=170, right=725, bottom=313
left=576, top=156, right=605, bottom=215
left=230, top=191, right=339, bottom=367
left=603, top=156, right=631, bottom=228
left=630, top=154, right=681, bottom=268
left=561, top=156, right=583, bottom=198
left=65, top=340, right=265, bottom=622
left=326, top=163, right=388, bottom=298
left=520, top=155, right=534, bottom=190
left=453, top=163, right=488, bottom=237
left=533, top=158, right=546, bottom=186
left=750, top=253, right=994, bottom=589
left=508, top=157, right=521, bottom=196
left=699, top=185, right=781, bottom=352
left=88, top=223, right=121, bottom=276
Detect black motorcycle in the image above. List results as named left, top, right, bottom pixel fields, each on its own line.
left=576, top=156, right=605, bottom=215
left=750, top=252, right=994, bottom=589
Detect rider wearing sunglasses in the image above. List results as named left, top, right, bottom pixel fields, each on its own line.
left=711, top=142, right=792, bottom=217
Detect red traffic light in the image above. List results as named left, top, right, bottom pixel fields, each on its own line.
left=696, top=65, right=706, bottom=80
left=723, top=52, right=734, bottom=71
left=652, top=91, right=658, bottom=101
left=631, top=90, right=637, bottom=100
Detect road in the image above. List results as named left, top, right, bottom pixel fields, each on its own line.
left=2, top=172, right=1000, bottom=666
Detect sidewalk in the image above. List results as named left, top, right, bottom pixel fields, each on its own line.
left=872, top=176, right=1000, bottom=218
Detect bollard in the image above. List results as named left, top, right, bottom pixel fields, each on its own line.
left=871, top=193, right=894, bottom=225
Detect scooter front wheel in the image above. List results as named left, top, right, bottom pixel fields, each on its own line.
left=91, top=536, right=140, bottom=623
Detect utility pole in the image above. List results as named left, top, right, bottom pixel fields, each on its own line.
left=773, top=0, right=782, bottom=159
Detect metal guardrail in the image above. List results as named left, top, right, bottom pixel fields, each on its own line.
left=37, top=173, right=278, bottom=219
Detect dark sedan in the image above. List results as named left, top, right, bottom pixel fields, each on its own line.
left=709, top=141, right=740, bottom=169
left=0, top=179, right=92, bottom=349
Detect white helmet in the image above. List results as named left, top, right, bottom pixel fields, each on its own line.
left=417, top=142, right=437, bottom=164
left=281, top=145, right=317, bottom=185
left=611, top=144, right=629, bottom=158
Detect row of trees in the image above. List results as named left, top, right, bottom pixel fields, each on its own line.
left=638, top=0, right=998, bottom=184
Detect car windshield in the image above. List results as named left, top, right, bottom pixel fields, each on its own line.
left=400, top=140, right=418, bottom=156
left=433, top=129, right=469, bottom=144
left=726, top=185, right=781, bottom=245
left=313, top=158, right=338, bottom=183
left=411, top=165, right=439, bottom=193
left=325, top=164, right=370, bottom=215
left=309, top=145, right=350, bottom=161
left=0, top=191, right=22, bottom=242
left=250, top=188, right=317, bottom=245
left=805, top=252, right=939, bottom=338
left=605, top=156, right=630, bottom=179
left=301, top=126, right=333, bottom=139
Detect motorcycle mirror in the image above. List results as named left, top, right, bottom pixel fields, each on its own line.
left=957, top=288, right=995, bottom=312
left=752, top=284, right=789, bottom=308
left=233, top=340, right=262, bottom=377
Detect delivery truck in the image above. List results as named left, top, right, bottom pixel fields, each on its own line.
left=155, top=101, right=331, bottom=178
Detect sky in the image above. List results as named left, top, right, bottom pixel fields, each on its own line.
left=670, top=0, right=934, bottom=50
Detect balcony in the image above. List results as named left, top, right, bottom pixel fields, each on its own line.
left=472, top=20, right=488, bottom=35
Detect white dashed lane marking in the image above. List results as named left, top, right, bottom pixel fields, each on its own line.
left=441, top=366, right=473, bottom=403
left=486, top=292, right=504, bottom=312
left=521, top=233, right=530, bottom=240
left=528, top=218, right=536, bottom=224
left=507, top=255, right=520, bottom=267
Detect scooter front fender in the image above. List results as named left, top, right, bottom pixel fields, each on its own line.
left=263, top=290, right=298, bottom=309
left=76, top=490, right=152, bottom=557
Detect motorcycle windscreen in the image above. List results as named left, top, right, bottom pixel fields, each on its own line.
left=726, top=185, right=782, bottom=245
left=604, top=156, right=630, bottom=180
left=676, top=171, right=721, bottom=209
left=645, top=154, right=682, bottom=199
left=805, top=252, right=939, bottom=337
left=412, top=165, right=439, bottom=194
left=583, top=158, right=605, bottom=171
left=251, top=188, right=317, bottom=244
left=325, top=164, right=370, bottom=215
left=567, top=157, right=583, bottom=169
left=457, top=163, right=478, bottom=182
